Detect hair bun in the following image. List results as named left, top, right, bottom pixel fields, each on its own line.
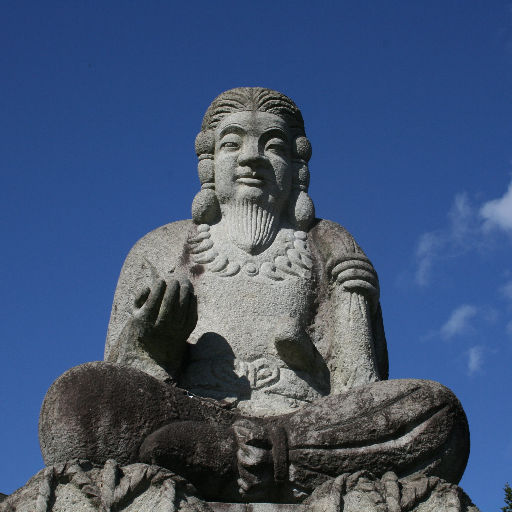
left=292, top=136, right=312, bottom=162
left=195, top=130, right=215, bottom=157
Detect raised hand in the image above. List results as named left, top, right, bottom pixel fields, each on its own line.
left=131, top=276, right=197, bottom=367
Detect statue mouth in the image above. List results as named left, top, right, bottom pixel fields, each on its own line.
left=236, top=177, right=265, bottom=186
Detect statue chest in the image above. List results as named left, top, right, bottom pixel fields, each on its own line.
left=188, top=270, right=314, bottom=359
left=179, top=227, right=325, bottom=416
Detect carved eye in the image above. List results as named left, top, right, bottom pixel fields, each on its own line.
left=265, top=138, right=287, bottom=155
left=221, top=141, right=240, bottom=149
left=219, top=133, right=242, bottom=151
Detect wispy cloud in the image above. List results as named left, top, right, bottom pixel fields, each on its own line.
left=414, top=193, right=481, bottom=286
left=501, top=280, right=512, bottom=300
left=414, top=179, right=512, bottom=287
left=423, top=304, right=497, bottom=374
left=466, top=345, right=484, bottom=375
left=440, top=304, right=478, bottom=339
left=507, top=320, right=512, bottom=339
left=422, top=303, right=480, bottom=342
left=480, top=179, right=512, bottom=232
left=415, top=232, right=443, bottom=287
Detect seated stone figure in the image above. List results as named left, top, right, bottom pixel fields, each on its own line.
left=39, top=88, right=470, bottom=504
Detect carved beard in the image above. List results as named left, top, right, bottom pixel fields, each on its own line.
left=220, top=197, right=280, bottom=254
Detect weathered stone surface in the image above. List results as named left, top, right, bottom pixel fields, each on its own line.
left=39, top=362, right=239, bottom=501
left=0, top=461, right=212, bottom=512
left=1, top=465, right=479, bottom=512
left=32, top=87, right=478, bottom=510
left=39, top=360, right=469, bottom=503
left=303, top=471, right=480, bottom=512
left=103, top=90, right=389, bottom=416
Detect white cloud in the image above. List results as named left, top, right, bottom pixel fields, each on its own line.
left=480, top=179, right=512, bottom=232
left=414, top=193, right=481, bottom=286
left=440, top=304, right=478, bottom=340
left=415, top=232, right=442, bottom=287
left=414, top=179, right=512, bottom=286
left=449, top=192, right=475, bottom=242
left=466, top=345, right=484, bottom=375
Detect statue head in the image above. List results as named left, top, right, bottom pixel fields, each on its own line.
left=192, top=88, right=315, bottom=234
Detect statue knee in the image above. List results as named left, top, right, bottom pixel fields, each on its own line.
left=374, top=378, right=469, bottom=484
left=407, top=379, right=469, bottom=444
left=410, top=379, right=470, bottom=484
left=38, top=361, right=180, bottom=466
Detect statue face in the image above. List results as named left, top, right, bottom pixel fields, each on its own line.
left=213, top=111, right=292, bottom=210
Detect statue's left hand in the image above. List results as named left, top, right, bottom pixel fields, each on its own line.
left=332, top=260, right=380, bottom=315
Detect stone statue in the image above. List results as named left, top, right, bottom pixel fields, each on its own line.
left=22, top=88, right=477, bottom=511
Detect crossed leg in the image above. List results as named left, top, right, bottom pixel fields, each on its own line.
left=275, top=378, right=469, bottom=499
left=39, top=362, right=469, bottom=503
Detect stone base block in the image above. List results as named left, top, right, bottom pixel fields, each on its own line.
left=208, top=505, right=304, bottom=512
left=1, top=461, right=480, bottom=512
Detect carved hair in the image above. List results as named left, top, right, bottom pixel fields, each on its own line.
left=192, top=87, right=315, bottom=230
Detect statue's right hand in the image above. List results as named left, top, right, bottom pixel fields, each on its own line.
left=131, top=277, right=196, bottom=353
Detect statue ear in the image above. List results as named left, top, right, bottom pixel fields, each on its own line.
left=287, top=188, right=315, bottom=232
left=289, top=136, right=314, bottom=231
left=193, top=130, right=219, bottom=225
left=192, top=188, right=221, bottom=225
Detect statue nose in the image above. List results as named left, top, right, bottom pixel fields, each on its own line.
left=238, top=142, right=266, bottom=167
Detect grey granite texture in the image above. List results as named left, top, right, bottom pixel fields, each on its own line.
left=33, top=88, right=477, bottom=508
left=39, top=363, right=469, bottom=503
left=1, top=461, right=480, bottom=512
left=0, top=461, right=208, bottom=512
left=209, top=505, right=302, bottom=511
left=302, top=471, right=480, bottom=512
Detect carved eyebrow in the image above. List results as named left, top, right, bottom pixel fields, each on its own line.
left=219, top=124, right=246, bottom=139
left=261, top=127, right=289, bottom=145
left=218, top=124, right=289, bottom=143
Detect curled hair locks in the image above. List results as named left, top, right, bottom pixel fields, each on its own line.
left=192, top=87, right=315, bottom=231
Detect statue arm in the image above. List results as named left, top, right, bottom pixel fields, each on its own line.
left=309, top=219, right=389, bottom=394
left=105, top=220, right=197, bottom=383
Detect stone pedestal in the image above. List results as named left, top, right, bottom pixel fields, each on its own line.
left=0, top=461, right=480, bottom=512
left=208, top=505, right=303, bottom=512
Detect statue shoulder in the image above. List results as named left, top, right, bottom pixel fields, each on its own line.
left=307, top=218, right=370, bottom=272
left=105, top=219, right=195, bottom=360
left=126, top=219, right=195, bottom=263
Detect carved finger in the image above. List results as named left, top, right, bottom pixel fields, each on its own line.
left=182, top=294, right=198, bottom=335
left=237, top=474, right=261, bottom=493
left=133, top=287, right=151, bottom=311
left=237, top=478, right=250, bottom=493
left=237, top=468, right=273, bottom=497
left=179, top=281, right=191, bottom=308
left=176, top=281, right=191, bottom=328
left=142, top=279, right=167, bottom=324
left=236, top=469, right=270, bottom=491
left=155, top=279, right=180, bottom=329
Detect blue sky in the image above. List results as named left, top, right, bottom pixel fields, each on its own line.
left=1, top=1, right=511, bottom=508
